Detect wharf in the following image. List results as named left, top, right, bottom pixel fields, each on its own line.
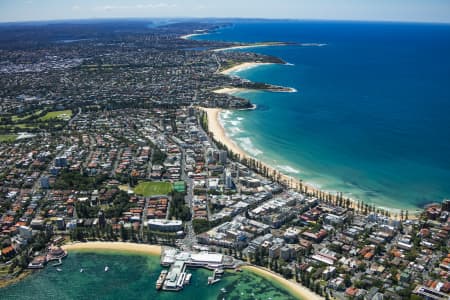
left=158, top=247, right=237, bottom=292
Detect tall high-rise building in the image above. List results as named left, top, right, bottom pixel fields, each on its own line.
left=219, top=150, right=227, bottom=164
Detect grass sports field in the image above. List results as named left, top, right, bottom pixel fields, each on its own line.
left=134, top=181, right=173, bottom=196
left=39, top=110, right=73, bottom=121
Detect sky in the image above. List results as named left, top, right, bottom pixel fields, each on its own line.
left=0, top=0, right=449, bottom=23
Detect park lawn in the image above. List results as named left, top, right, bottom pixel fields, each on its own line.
left=0, top=134, right=17, bottom=142
left=39, top=110, right=72, bottom=121
left=134, top=181, right=173, bottom=196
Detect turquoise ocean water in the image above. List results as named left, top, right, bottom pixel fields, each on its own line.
left=195, top=21, right=450, bottom=210
left=0, top=251, right=298, bottom=300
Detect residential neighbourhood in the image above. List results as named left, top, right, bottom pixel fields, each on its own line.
left=0, top=21, right=449, bottom=300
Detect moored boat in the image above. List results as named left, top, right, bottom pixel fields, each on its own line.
left=156, top=269, right=168, bottom=290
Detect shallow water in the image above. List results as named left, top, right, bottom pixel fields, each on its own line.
left=0, top=251, right=299, bottom=300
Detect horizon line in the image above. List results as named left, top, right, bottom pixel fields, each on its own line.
left=1, top=16, right=449, bottom=26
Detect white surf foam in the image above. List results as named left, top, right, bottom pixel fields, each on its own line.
left=221, top=110, right=233, bottom=120
left=237, top=137, right=263, bottom=157
left=276, top=164, right=301, bottom=174
left=300, top=43, right=328, bottom=47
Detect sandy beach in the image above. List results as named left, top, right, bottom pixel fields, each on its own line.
left=61, top=242, right=319, bottom=299
left=201, top=106, right=333, bottom=203
left=180, top=33, right=207, bottom=40
left=219, top=62, right=274, bottom=75
left=202, top=107, right=247, bottom=159
left=62, top=242, right=162, bottom=256
left=212, top=42, right=287, bottom=52
left=200, top=107, right=413, bottom=219
left=242, top=265, right=324, bottom=300
left=213, top=87, right=247, bottom=94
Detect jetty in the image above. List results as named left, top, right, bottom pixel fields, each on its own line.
left=208, top=268, right=224, bottom=285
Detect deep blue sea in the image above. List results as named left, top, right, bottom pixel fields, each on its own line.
left=194, top=21, right=450, bottom=211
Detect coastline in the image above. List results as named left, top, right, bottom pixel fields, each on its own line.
left=213, top=87, right=246, bottom=94
left=212, top=42, right=289, bottom=52
left=201, top=106, right=416, bottom=219
left=216, top=62, right=297, bottom=93
left=201, top=107, right=332, bottom=204
left=180, top=33, right=207, bottom=40
left=242, top=265, right=324, bottom=300
left=202, top=107, right=247, bottom=159
left=62, top=242, right=317, bottom=299
left=0, top=270, right=32, bottom=289
left=218, top=62, right=275, bottom=75
left=62, top=242, right=162, bottom=256
left=207, top=59, right=417, bottom=217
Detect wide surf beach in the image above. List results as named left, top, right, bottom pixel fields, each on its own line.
left=201, top=106, right=345, bottom=210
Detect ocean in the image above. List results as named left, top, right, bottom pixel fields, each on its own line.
left=194, top=21, right=450, bottom=211
left=0, top=251, right=298, bottom=300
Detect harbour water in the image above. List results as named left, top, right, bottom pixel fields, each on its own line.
left=0, top=251, right=298, bottom=300
left=195, top=21, right=450, bottom=210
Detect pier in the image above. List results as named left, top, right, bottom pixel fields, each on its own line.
left=157, top=248, right=237, bottom=291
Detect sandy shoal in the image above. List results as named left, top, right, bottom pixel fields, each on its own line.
left=62, top=242, right=161, bottom=256
left=242, top=265, right=324, bottom=300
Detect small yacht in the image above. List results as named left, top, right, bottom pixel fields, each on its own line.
left=104, top=266, right=109, bottom=272
left=80, top=268, right=84, bottom=273
left=56, top=268, right=62, bottom=272
left=220, top=288, right=227, bottom=293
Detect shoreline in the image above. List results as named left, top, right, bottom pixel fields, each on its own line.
left=219, top=62, right=275, bottom=75
left=180, top=33, right=208, bottom=40
left=213, top=87, right=247, bottom=94
left=201, top=106, right=417, bottom=217
left=217, top=62, right=297, bottom=93
left=201, top=106, right=332, bottom=202
left=62, top=241, right=162, bottom=256
left=242, top=265, right=324, bottom=300
left=212, top=42, right=289, bottom=52
left=63, top=241, right=318, bottom=299
left=202, top=107, right=247, bottom=159
left=0, top=270, right=32, bottom=289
